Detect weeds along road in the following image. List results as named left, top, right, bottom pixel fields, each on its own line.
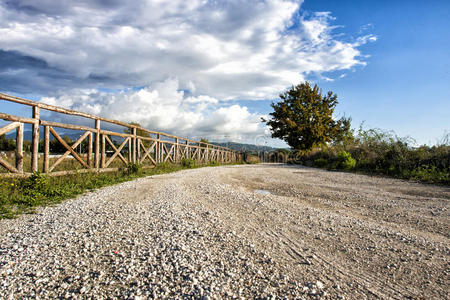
left=1, top=164, right=449, bottom=299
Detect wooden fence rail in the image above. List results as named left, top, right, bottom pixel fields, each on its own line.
left=0, top=93, right=242, bottom=177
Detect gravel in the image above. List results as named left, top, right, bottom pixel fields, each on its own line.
left=0, top=164, right=449, bottom=299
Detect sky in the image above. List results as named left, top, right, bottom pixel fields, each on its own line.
left=0, top=0, right=448, bottom=147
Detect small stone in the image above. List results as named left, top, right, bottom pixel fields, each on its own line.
left=316, top=281, right=324, bottom=289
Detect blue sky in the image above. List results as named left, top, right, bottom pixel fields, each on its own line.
left=0, top=0, right=448, bottom=146
left=299, top=0, right=450, bottom=145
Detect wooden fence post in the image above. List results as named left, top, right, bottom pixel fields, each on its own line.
left=101, top=134, right=106, bottom=168
left=156, top=133, right=160, bottom=164
left=16, top=123, right=23, bottom=173
left=137, top=137, right=140, bottom=163
left=175, top=138, right=179, bottom=163
left=43, top=126, right=49, bottom=173
left=186, top=141, right=189, bottom=159
left=128, top=137, right=132, bottom=163
left=88, top=132, right=93, bottom=167
left=31, top=106, right=39, bottom=172
left=95, top=119, right=101, bottom=169
left=132, top=127, right=137, bottom=164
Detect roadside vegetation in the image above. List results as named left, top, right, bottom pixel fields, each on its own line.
left=264, top=82, right=449, bottom=185
left=0, top=159, right=242, bottom=219
left=290, top=127, right=449, bottom=185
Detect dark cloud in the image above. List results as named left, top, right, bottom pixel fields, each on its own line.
left=4, top=0, right=123, bottom=16
left=0, top=50, right=117, bottom=94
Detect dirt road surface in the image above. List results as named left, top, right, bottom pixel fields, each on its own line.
left=1, top=164, right=449, bottom=299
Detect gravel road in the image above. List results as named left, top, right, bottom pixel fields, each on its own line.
left=1, top=164, right=449, bottom=299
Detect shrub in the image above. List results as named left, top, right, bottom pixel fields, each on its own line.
left=336, top=151, right=356, bottom=170
left=20, top=172, right=50, bottom=206
left=125, top=163, right=142, bottom=175
left=181, top=158, right=196, bottom=168
left=313, top=158, right=329, bottom=168
left=209, top=160, right=218, bottom=166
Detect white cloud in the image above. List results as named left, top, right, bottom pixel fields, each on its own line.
left=41, top=79, right=273, bottom=144
left=1, top=0, right=374, bottom=100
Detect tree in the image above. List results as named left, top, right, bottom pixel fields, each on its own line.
left=199, top=138, right=209, bottom=148
left=124, top=122, right=151, bottom=147
left=50, top=135, right=73, bottom=153
left=263, top=82, right=352, bottom=151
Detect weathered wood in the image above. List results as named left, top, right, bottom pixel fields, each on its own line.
left=95, top=119, right=100, bottom=169
left=0, top=112, right=38, bottom=125
left=44, top=126, right=50, bottom=173
left=88, top=132, right=93, bottom=167
left=0, top=157, right=19, bottom=173
left=40, top=120, right=95, bottom=133
left=192, top=148, right=199, bottom=161
left=157, top=134, right=161, bottom=163
left=0, top=92, right=241, bottom=174
left=175, top=138, right=179, bottom=162
left=1, top=94, right=236, bottom=152
left=32, top=106, right=40, bottom=172
left=128, top=137, right=132, bottom=163
left=139, top=140, right=156, bottom=165
left=132, top=127, right=137, bottom=164
left=0, top=122, right=20, bottom=136
left=49, top=127, right=90, bottom=170
left=101, top=134, right=106, bottom=168
left=104, top=135, right=129, bottom=167
left=16, top=123, right=24, bottom=173
left=163, top=144, right=175, bottom=163
left=136, top=138, right=141, bottom=162
left=178, top=145, right=186, bottom=160
left=136, top=135, right=158, bottom=142
left=0, top=93, right=130, bottom=129
left=99, top=129, right=131, bottom=138
left=49, top=130, right=90, bottom=172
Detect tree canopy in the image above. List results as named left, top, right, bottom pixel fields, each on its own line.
left=263, top=82, right=352, bottom=151
left=124, top=122, right=152, bottom=146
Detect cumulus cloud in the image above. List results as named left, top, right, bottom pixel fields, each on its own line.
left=41, top=79, right=269, bottom=144
left=0, top=0, right=374, bottom=99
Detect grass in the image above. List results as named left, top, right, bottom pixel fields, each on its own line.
left=0, top=159, right=243, bottom=219
left=289, top=128, right=449, bottom=185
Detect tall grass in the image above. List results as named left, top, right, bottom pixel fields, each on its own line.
left=290, top=128, right=450, bottom=185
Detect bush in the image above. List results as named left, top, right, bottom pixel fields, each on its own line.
left=20, top=172, right=50, bottom=205
left=208, top=160, right=218, bottom=166
left=181, top=158, right=196, bottom=168
left=290, top=127, right=450, bottom=184
left=313, top=158, right=329, bottom=168
left=125, top=163, right=142, bottom=175
left=336, top=151, right=356, bottom=170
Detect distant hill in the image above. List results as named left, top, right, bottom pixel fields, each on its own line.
left=6, top=130, right=83, bottom=141
left=211, top=142, right=282, bottom=152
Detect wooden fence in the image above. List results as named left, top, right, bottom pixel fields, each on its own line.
left=0, top=93, right=241, bottom=177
